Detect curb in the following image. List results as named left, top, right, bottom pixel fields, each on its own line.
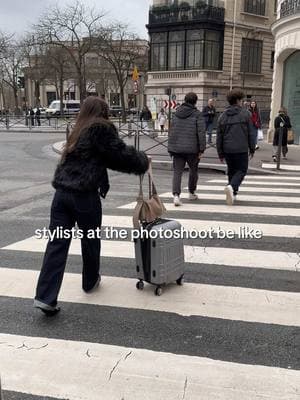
left=0, top=129, right=66, bottom=134
left=52, top=142, right=286, bottom=175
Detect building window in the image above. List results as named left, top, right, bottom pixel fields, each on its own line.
left=151, top=32, right=167, bottom=71
left=204, top=30, right=222, bottom=70
left=168, top=31, right=185, bottom=70
left=150, top=28, right=223, bottom=71
left=186, top=29, right=222, bottom=70
left=244, top=0, right=266, bottom=16
left=241, top=38, right=263, bottom=73
left=186, top=30, right=204, bottom=69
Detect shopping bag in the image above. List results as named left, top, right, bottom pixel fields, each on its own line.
left=257, top=129, right=264, bottom=141
left=287, top=129, right=294, bottom=145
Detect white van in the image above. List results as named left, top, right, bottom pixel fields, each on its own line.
left=46, top=100, right=80, bottom=116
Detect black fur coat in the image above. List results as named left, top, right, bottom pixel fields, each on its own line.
left=53, top=122, right=148, bottom=197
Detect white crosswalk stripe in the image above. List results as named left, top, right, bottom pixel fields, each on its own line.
left=2, top=237, right=299, bottom=271
left=1, top=333, right=300, bottom=400
left=1, top=175, right=300, bottom=400
left=0, top=268, right=299, bottom=326
left=120, top=201, right=300, bottom=217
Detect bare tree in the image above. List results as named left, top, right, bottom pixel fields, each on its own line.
left=94, top=23, right=148, bottom=121
left=34, top=0, right=104, bottom=103
left=0, top=35, right=25, bottom=113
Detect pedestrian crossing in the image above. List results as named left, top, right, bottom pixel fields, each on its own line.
left=0, top=174, right=300, bottom=399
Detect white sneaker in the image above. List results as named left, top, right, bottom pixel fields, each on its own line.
left=174, top=195, right=182, bottom=206
left=224, top=185, right=234, bottom=205
left=188, top=192, right=198, bottom=201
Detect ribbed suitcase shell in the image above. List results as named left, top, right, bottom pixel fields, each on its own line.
left=134, top=219, right=184, bottom=292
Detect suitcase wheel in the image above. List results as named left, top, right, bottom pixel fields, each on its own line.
left=155, top=286, right=163, bottom=296
left=136, top=280, right=144, bottom=290
left=176, top=274, right=184, bottom=286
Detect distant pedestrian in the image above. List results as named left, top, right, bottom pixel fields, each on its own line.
left=202, top=98, right=216, bottom=144
left=29, top=107, right=35, bottom=126
left=140, top=105, right=152, bottom=133
left=249, top=100, right=262, bottom=150
left=168, top=92, right=206, bottom=206
left=217, top=90, right=256, bottom=205
left=35, top=107, right=41, bottom=126
left=272, top=107, right=292, bottom=162
left=158, top=108, right=167, bottom=133
left=33, top=96, right=149, bottom=316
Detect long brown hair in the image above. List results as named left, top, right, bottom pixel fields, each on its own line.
left=62, top=96, right=110, bottom=159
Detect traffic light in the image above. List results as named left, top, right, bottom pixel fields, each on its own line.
left=17, top=76, right=25, bottom=88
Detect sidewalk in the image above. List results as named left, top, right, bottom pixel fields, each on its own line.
left=53, top=136, right=300, bottom=175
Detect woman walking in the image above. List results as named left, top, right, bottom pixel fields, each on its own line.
left=158, top=108, right=167, bottom=133
left=272, top=107, right=292, bottom=162
left=249, top=100, right=262, bottom=150
left=34, top=96, right=149, bottom=316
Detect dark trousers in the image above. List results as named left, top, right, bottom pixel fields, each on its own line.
left=172, top=154, right=199, bottom=196
left=224, top=152, right=248, bottom=195
left=35, top=189, right=102, bottom=307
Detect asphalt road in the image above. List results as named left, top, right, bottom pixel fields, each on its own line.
left=0, top=131, right=299, bottom=400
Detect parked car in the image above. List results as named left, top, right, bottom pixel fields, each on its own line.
left=46, top=100, right=80, bottom=116
left=109, top=105, right=123, bottom=117
left=33, top=107, right=47, bottom=115
left=127, top=107, right=139, bottom=115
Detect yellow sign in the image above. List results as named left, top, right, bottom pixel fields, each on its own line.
left=132, top=66, right=139, bottom=81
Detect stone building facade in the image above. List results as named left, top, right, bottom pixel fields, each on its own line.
left=146, top=0, right=276, bottom=118
left=269, top=0, right=300, bottom=144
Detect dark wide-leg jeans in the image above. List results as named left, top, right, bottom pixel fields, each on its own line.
left=172, top=153, right=199, bottom=196
left=35, top=189, right=102, bottom=307
left=224, top=152, right=249, bottom=195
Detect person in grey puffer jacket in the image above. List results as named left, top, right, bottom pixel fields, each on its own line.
left=217, top=89, right=256, bottom=205
left=168, top=92, right=206, bottom=206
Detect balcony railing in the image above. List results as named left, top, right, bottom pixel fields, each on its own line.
left=280, top=0, right=300, bottom=18
left=148, top=2, right=225, bottom=26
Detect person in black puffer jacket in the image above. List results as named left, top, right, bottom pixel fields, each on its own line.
left=217, top=89, right=256, bottom=205
left=34, top=96, right=149, bottom=315
left=168, top=92, right=206, bottom=206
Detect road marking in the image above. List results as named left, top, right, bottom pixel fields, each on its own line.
left=208, top=179, right=300, bottom=186
left=2, top=237, right=300, bottom=272
left=238, top=176, right=300, bottom=181
left=160, top=192, right=300, bottom=204
left=120, top=202, right=300, bottom=217
left=101, top=215, right=300, bottom=238
left=262, top=164, right=300, bottom=171
left=1, top=333, right=300, bottom=400
left=189, top=185, right=300, bottom=194
left=1, top=268, right=300, bottom=326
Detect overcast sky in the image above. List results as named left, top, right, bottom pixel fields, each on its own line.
left=0, top=0, right=151, bottom=39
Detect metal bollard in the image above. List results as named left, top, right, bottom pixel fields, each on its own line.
left=276, top=122, right=284, bottom=170
left=66, top=123, right=70, bottom=141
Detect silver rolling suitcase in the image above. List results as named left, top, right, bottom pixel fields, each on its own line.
left=134, top=218, right=185, bottom=296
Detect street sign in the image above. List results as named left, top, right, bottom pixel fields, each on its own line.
left=164, top=100, right=177, bottom=109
